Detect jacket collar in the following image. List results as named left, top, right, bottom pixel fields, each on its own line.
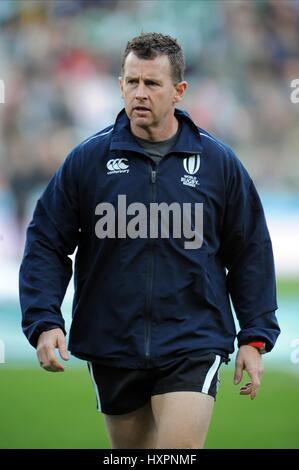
left=110, top=108, right=203, bottom=155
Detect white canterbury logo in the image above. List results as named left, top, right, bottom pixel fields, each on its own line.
left=183, top=154, right=200, bottom=175
left=107, top=158, right=129, bottom=175
left=107, top=158, right=129, bottom=171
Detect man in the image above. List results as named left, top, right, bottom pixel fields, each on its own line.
left=19, top=33, right=280, bottom=449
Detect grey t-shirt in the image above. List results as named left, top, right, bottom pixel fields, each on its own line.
left=135, top=122, right=181, bottom=165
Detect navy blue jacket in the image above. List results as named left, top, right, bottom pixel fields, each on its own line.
left=19, top=108, right=280, bottom=368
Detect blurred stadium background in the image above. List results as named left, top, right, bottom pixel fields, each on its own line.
left=0, top=0, right=298, bottom=449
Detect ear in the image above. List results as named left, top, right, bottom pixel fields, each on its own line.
left=173, top=81, right=188, bottom=104
left=119, top=76, right=124, bottom=99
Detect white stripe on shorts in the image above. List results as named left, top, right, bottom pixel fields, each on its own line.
left=216, top=369, right=220, bottom=393
left=88, top=362, right=102, bottom=412
left=201, top=354, right=221, bottom=395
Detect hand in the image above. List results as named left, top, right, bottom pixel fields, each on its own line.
left=36, top=328, right=69, bottom=372
left=233, top=345, right=264, bottom=400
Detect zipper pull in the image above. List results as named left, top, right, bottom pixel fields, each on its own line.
left=151, top=170, right=156, bottom=183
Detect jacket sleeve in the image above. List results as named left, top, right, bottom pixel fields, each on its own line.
left=219, top=150, right=280, bottom=352
left=19, top=149, right=80, bottom=348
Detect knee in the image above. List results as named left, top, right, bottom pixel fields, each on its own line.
left=155, top=438, right=203, bottom=449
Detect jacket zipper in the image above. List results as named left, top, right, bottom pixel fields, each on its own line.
left=144, top=164, right=157, bottom=363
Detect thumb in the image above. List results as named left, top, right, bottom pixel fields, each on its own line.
left=58, top=334, right=69, bottom=361
left=233, top=361, right=243, bottom=384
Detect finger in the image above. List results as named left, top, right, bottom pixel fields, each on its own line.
left=45, top=349, right=65, bottom=372
left=250, top=383, right=259, bottom=400
left=233, top=360, right=244, bottom=384
left=37, top=349, right=48, bottom=368
left=58, top=334, right=69, bottom=361
left=240, top=389, right=252, bottom=395
left=40, top=359, right=64, bottom=372
left=37, top=342, right=64, bottom=372
left=240, top=382, right=252, bottom=395
left=240, top=382, right=252, bottom=389
left=247, top=371, right=260, bottom=399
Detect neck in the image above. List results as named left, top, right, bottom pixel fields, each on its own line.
left=131, top=116, right=179, bottom=142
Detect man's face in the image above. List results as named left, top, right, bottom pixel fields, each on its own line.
left=120, top=52, right=185, bottom=134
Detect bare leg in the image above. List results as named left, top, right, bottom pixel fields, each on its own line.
left=103, top=401, right=158, bottom=449
left=151, top=391, right=214, bottom=449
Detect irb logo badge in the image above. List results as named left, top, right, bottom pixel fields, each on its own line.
left=181, top=154, right=200, bottom=188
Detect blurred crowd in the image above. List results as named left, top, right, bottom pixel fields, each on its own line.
left=0, top=0, right=299, bottom=259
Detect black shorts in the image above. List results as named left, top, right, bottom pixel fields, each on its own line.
left=87, top=353, right=226, bottom=415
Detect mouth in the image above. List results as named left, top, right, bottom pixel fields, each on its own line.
left=133, top=106, right=150, bottom=112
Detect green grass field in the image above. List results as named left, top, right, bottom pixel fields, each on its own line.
left=0, top=367, right=298, bottom=449
left=0, top=277, right=298, bottom=448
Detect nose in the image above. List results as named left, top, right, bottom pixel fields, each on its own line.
left=135, top=82, right=148, bottom=100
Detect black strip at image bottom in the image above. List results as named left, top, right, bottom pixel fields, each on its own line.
left=0, top=449, right=295, bottom=466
